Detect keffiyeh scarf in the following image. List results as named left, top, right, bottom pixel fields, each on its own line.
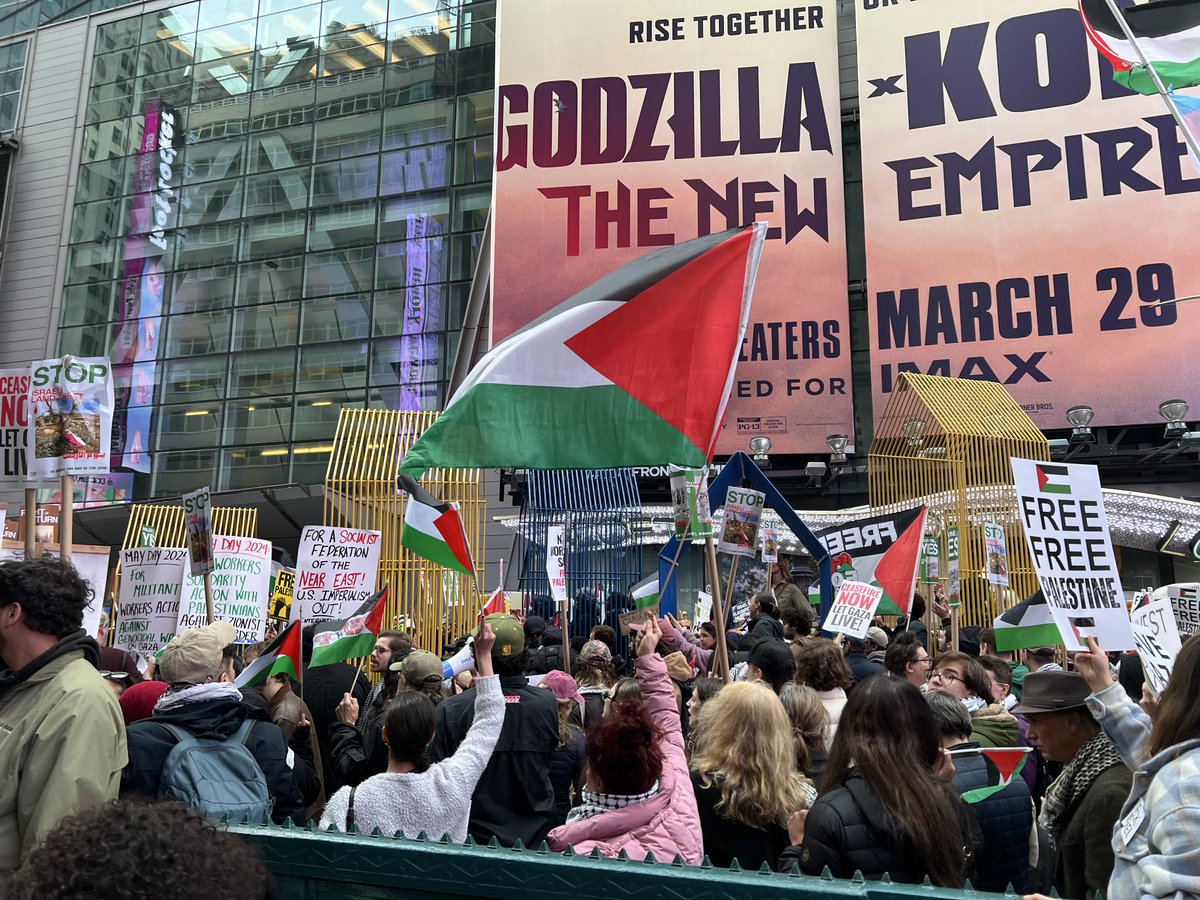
left=565, top=781, right=661, bottom=823
left=1038, top=733, right=1124, bottom=836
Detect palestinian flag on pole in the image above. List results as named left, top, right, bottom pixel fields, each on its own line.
left=872, top=506, right=927, bottom=618
left=949, top=747, right=1031, bottom=803
left=398, top=474, right=475, bottom=576
left=398, top=224, right=766, bottom=476
left=1080, top=0, right=1200, bottom=94
left=992, top=590, right=1062, bottom=651
left=235, top=621, right=301, bottom=688
left=479, top=585, right=506, bottom=618
left=631, top=575, right=660, bottom=610
left=309, top=586, right=389, bottom=668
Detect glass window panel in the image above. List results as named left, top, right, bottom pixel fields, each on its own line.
left=247, top=124, right=313, bottom=173
left=85, top=85, right=132, bottom=125
left=240, top=211, right=306, bottom=260
left=255, top=8, right=319, bottom=49
left=459, top=3, right=496, bottom=48
left=223, top=398, right=292, bottom=445
left=69, top=199, right=125, bottom=244
left=315, top=66, right=383, bottom=120
left=310, top=156, right=377, bottom=206
left=455, top=89, right=491, bottom=138
left=453, top=185, right=489, bottom=231
left=161, top=354, right=228, bottom=404
left=313, top=111, right=381, bottom=162
left=372, top=283, right=445, bottom=337
left=320, top=40, right=387, bottom=79
left=57, top=323, right=113, bottom=358
left=0, top=94, right=18, bottom=133
left=232, top=301, right=299, bottom=349
left=456, top=42, right=494, bottom=92
left=81, top=119, right=134, bottom=163
left=379, top=143, right=447, bottom=195
left=251, top=40, right=318, bottom=92
left=198, top=0, right=257, bottom=32
left=448, top=230, right=484, bottom=280
left=304, top=245, right=374, bottom=297
left=133, top=67, right=193, bottom=113
left=165, top=311, right=231, bottom=356
left=308, top=200, right=375, bottom=251
left=174, top=221, right=241, bottom=269
left=96, top=17, right=140, bottom=53
left=75, top=158, right=126, bottom=204
left=171, top=264, right=237, bottom=314
left=250, top=81, right=316, bottom=130
left=299, top=294, right=370, bottom=343
left=178, top=177, right=244, bottom=228
left=220, top=446, right=290, bottom=490
left=378, top=194, right=449, bottom=243
left=193, top=52, right=252, bottom=104
left=289, top=442, right=334, bottom=486
left=374, top=236, right=447, bottom=291
left=369, top=335, right=445, bottom=408
left=156, top=405, right=221, bottom=450
left=297, top=341, right=368, bottom=392
left=453, top=136, right=490, bottom=185
left=388, top=14, right=455, bottom=58
left=196, top=23, right=256, bottom=61
left=91, top=48, right=138, bottom=86
left=182, top=137, right=246, bottom=184
left=138, top=37, right=196, bottom=76
left=446, top=281, right=469, bottom=331
left=260, top=0, right=319, bottom=17
left=60, top=281, right=120, bottom=327
left=323, top=0, right=386, bottom=33
left=243, top=167, right=308, bottom=217
left=187, top=103, right=251, bottom=142
left=229, top=347, right=296, bottom=398
left=141, top=5, right=199, bottom=44
left=64, top=240, right=118, bottom=284
left=384, top=51, right=452, bottom=106
left=151, top=448, right=219, bottom=498
left=383, top=99, right=450, bottom=151
left=292, top=392, right=357, bottom=440
left=236, top=255, right=303, bottom=305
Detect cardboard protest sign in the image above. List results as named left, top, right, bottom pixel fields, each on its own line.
left=619, top=603, right=659, bottom=637
left=0, top=369, right=29, bottom=480
left=670, top=468, right=713, bottom=540
left=179, top=536, right=272, bottom=643
left=181, top=486, right=214, bottom=577
left=26, top=356, right=114, bottom=478
left=807, top=507, right=926, bottom=616
left=946, top=526, right=961, bottom=608
left=1130, top=594, right=1182, bottom=694
left=114, top=547, right=186, bottom=656
left=1154, top=584, right=1200, bottom=637
left=718, top=487, right=765, bottom=557
left=546, top=524, right=567, bottom=604
left=1011, top=459, right=1134, bottom=651
left=292, top=525, right=382, bottom=624
left=824, top=581, right=884, bottom=640
left=983, top=522, right=1010, bottom=587
left=761, top=528, right=779, bottom=564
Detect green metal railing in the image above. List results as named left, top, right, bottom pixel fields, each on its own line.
left=231, top=823, right=1019, bottom=899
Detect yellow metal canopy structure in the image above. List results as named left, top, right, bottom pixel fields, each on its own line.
left=869, top=374, right=1049, bottom=632
left=325, top=409, right=486, bottom=655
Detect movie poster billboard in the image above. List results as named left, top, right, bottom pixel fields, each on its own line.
left=856, top=1, right=1200, bottom=428
left=494, top=0, right=853, bottom=453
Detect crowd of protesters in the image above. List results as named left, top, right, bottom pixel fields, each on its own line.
left=4, top=553, right=1200, bottom=900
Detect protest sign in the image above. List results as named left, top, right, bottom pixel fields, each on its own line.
left=26, top=356, right=114, bottom=478
left=670, top=468, right=713, bottom=540
left=269, top=567, right=295, bottom=620
left=1130, top=594, right=1182, bottom=694
left=983, top=522, right=1010, bottom=587
left=181, top=485, right=214, bottom=577
left=0, top=542, right=112, bottom=639
left=546, top=524, right=567, bottom=604
left=807, top=507, right=926, bottom=615
left=292, top=525, right=382, bottom=624
left=178, top=536, right=272, bottom=643
left=114, top=547, right=186, bottom=656
left=920, top=534, right=940, bottom=584
left=619, top=603, right=659, bottom=637
left=824, top=581, right=885, bottom=640
left=696, top=590, right=713, bottom=625
left=1011, top=458, right=1134, bottom=651
left=946, top=526, right=961, bottom=608
left=1154, top=583, right=1200, bottom=637
left=761, top=528, right=779, bottom=564
left=718, top=487, right=765, bottom=557
left=0, top=368, right=29, bottom=480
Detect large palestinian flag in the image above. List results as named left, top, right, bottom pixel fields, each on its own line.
left=1081, top=0, right=1200, bottom=94
left=992, top=589, right=1062, bottom=651
left=399, top=224, right=766, bottom=476
left=809, top=507, right=927, bottom=617
left=308, top=587, right=389, bottom=668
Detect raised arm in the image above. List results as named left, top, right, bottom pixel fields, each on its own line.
left=632, top=618, right=684, bottom=751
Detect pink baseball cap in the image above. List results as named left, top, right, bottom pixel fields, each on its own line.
left=540, top=669, right=584, bottom=705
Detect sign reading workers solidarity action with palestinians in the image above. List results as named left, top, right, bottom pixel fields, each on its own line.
left=856, top=1, right=1200, bottom=432
left=179, top=536, right=272, bottom=644
left=808, top=507, right=928, bottom=617
left=1011, top=458, right=1135, bottom=651
left=26, top=357, right=114, bottom=478
left=291, top=526, right=382, bottom=625
left=493, top=0, right=853, bottom=454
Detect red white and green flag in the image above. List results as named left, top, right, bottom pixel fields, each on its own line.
left=398, top=474, right=475, bottom=576
left=993, top=589, right=1062, bottom=651
left=1080, top=0, right=1200, bottom=94
left=235, top=620, right=301, bottom=688
left=309, top=586, right=389, bottom=668
left=949, top=747, right=1031, bottom=803
left=398, top=224, right=766, bottom=476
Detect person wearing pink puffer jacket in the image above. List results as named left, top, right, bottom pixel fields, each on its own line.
left=547, top=618, right=703, bottom=864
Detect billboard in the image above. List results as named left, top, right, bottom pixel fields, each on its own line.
left=493, top=0, right=853, bottom=454
left=856, top=0, right=1200, bottom=428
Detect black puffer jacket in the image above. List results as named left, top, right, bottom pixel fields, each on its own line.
left=739, top=614, right=784, bottom=657
left=950, top=742, right=1032, bottom=893
left=779, top=773, right=981, bottom=883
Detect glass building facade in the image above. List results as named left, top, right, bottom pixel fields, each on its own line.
left=58, top=0, right=495, bottom=499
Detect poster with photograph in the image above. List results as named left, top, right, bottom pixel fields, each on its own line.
left=718, top=487, right=766, bottom=557
left=181, top=485, right=214, bottom=577
left=984, top=522, right=1010, bottom=587
left=26, top=357, right=114, bottom=478
left=670, top=468, right=713, bottom=540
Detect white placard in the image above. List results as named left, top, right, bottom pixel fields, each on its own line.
left=182, top=485, right=214, bottom=577
left=760, top=527, right=779, bottom=564
left=26, top=356, right=114, bottom=478
left=546, top=524, right=567, bottom=604
left=115, top=547, right=186, bottom=656
left=823, top=580, right=884, bottom=640
left=178, top=535, right=272, bottom=643
left=696, top=590, right=713, bottom=625
left=292, top=525, right=382, bottom=624
left=983, top=522, right=1009, bottom=587
left=718, top=487, right=765, bottom=557
left=1011, top=458, right=1135, bottom=651
left=1130, top=595, right=1182, bottom=694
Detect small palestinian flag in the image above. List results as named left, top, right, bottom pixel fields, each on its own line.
left=631, top=575, right=660, bottom=610
left=235, top=621, right=301, bottom=688
left=872, top=505, right=927, bottom=618
left=993, top=590, right=1062, bottom=651
left=1036, top=464, right=1072, bottom=495
left=479, top=585, right=506, bottom=619
left=398, top=474, right=475, bottom=576
left=309, top=586, right=389, bottom=668
left=950, top=747, right=1031, bottom=803
left=1080, top=0, right=1200, bottom=95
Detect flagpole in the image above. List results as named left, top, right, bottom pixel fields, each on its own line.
left=349, top=653, right=368, bottom=698
left=704, top=536, right=732, bottom=683
left=1102, top=0, right=1200, bottom=164
left=658, top=463, right=708, bottom=610
left=297, top=599, right=304, bottom=703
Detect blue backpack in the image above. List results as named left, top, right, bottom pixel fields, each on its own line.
left=158, top=720, right=274, bottom=824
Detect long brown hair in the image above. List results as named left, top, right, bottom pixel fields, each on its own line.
left=821, top=677, right=967, bottom=887
left=1148, top=632, right=1200, bottom=758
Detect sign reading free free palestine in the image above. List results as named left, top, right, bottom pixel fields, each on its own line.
left=1011, top=459, right=1134, bottom=651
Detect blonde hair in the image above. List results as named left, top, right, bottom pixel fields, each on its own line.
left=778, top=682, right=830, bottom=772
left=690, top=681, right=813, bottom=828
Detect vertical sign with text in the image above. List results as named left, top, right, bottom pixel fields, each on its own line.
left=179, top=536, right=272, bottom=643
left=292, top=526, right=382, bottom=624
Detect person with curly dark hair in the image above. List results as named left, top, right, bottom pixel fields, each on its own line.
left=793, top=637, right=852, bottom=738
left=0, top=557, right=126, bottom=888
left=11, top=799, right=270, bottom=900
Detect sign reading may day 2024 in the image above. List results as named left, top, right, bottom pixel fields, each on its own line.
left=179, top=536, right=272, bottom=643
left=1011, top=458, right=1135, bottom=651
left=114, top=547, right=187, bottom=656
left=292, top=526, right=382, bottom=624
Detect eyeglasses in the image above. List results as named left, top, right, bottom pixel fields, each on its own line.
left=925, top=669, right=961, bottom=684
